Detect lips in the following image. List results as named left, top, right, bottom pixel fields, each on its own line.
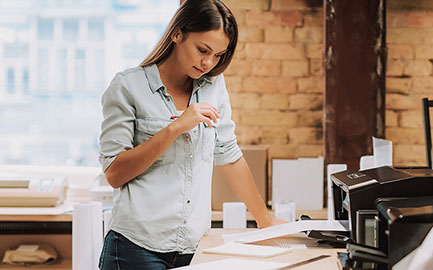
left=194, top=66, right=205, bottom=73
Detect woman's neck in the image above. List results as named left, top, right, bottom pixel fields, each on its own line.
left=157, top=53, right=192, bottom=94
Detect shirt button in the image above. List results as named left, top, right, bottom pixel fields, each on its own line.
left=166, top=97, right=170, bottom=102
left=193, top=130, right=197, bottom=134
left=185, top=134, right=190, bottom=139
left=187, top=200, right=190, bottom=204
left=184, top=220, right=187, bottom=224
left=188, top=177, right=192, bottom=181
left=189, top=154, right=193, bottom=158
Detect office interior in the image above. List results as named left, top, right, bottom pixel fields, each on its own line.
left=0, top=0, right=433, bottom=269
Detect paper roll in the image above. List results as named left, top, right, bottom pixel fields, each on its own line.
left=275, top=202, right=296, bottom=223
left=223, top=202, right=246, bottom=229
left=327, top=164, right=347, bottom=220
left=360, top=155, right=375, bottom=171
left=73, top=201, right=103, bottom=270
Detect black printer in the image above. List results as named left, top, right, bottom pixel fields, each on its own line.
left=330, top=166, right=433, bottom=243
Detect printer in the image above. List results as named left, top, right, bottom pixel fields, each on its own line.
left=330, top=166, right=433, bottom=243
left=0, top=176, right=68, bottom=207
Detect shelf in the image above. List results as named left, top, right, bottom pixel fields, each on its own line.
left=0, top=258, right=71, bottom=270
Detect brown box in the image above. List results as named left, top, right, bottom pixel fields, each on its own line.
left=211, top=145, right=268, bottom=211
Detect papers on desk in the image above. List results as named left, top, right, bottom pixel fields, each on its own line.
left=393, top=227, right=433, bottom=270
left=176, top=258, right=289, bottom=269
left=203, top=242, right=291, bottom=258
left=223, top=220, right=350, bottom=244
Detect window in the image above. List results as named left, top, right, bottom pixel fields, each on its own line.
left=0, top=0, right=178, bottom=166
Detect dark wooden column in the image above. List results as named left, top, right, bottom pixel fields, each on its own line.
left=324, top=0, right=387, bottom=169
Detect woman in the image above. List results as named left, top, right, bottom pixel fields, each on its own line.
left=98, top=0, right=284, bottom=269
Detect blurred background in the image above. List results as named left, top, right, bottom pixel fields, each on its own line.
left=0, top=0, right=178, bottom=166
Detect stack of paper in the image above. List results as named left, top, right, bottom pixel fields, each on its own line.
left=203, top=242, right=291, bottom=258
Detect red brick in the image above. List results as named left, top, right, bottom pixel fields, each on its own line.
left=298, top=76, right=323, bottom=93
left=245, top=11, right=303, bottom=27
left=310, top=59, right=323, bottom=76
left=385, top=110, right=399, bottom=128
left=386, top=60, right=405, bottom=77
left=262, top=127, right=289, bottom=144
left=241, top=110, right=297, bottom=127
left=403, top=60, right=432, bottom=77
left=388, top=28, right=429, bottom=44
left=415, top=45, right=433, bottom=59
left=224, top=0, right=270, bottom=11
left=294, top=27, right=323, bottom=43
left=282, top=60, right=309, bottom=77
left=387, top=45, right=414, bottom=59
left=386, top=93, right=419, bottom=110
left=224, top=76, right=243, bottom=92
left=306, top=44, right=323, bottom=59
left=271, top=0, right=308, bottom=11
left=400, top=110, right=424, bottom=128
left=268, top=144, right=298, bottom=159
left=290, top=94, right=323, bottom=110
left=288, top=127, right=323, bottom=145
left=261, top=93, right=290, bottom=110
left=238, top=27, right=264, bottom=43
left=224, top=60, right=252, bottom=76
left=264, top=26, right=293, bottom=43
left=412, top=77, right=433, bottom=94
left=298, top=145, right=323, bottom=157
left=386, top=77, right=412, bottom=93
left=252, top=60, right=282, bottom=76
left=387, top=128, right=425, bottom=145
left=393, top=144, right=426, bottom=166
left=230, top=93, right=261, bottom=109
left=245, top=43, right=305, bottom=60
left=243, top=76, right=297, bottom=93
left=235, top=126, right=263, bottom=145
left=388, top=11, right=433, bottom=28
left=298, top=110, right=323, bottom=127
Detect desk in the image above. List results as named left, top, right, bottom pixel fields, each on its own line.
left=191, top=229, right=344, bottom=269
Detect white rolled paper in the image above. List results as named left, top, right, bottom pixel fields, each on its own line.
left=360, top=155, right=375, bottom=171
left=275, top=202, right=296, bottom=223
left=327, top=164, right=347, bottom=220
left=73, top=201, right=103, bottom=270
left=223, top=202, right=246, bottom=229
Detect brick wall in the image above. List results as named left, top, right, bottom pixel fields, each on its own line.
left=223, top=0, right=433, bottom=167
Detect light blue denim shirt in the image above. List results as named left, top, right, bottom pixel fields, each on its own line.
left=99, top=64, right=242, bottom=254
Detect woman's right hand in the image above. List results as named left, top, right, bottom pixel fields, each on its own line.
left=171, top=102, right=220, bottom=134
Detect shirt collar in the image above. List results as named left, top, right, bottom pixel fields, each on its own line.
left=143, top=64, right=215, bottom=95
left=143, top=64, right=165, bottom=94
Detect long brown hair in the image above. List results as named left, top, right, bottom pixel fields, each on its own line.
left=139, top=0, right=238, bottom=77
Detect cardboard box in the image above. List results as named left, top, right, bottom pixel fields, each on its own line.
left=212, top=145, right=268, bottom=211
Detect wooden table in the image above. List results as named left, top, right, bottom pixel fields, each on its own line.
left=191, top=229, right=344, bottom=269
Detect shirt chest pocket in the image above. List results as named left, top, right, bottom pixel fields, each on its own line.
left=134, top=118, right=176, bottom=167
left=201, top=126, right=216, bottom=163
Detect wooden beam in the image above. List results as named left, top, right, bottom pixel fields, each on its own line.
left=324, top=0, right=387, bottom=169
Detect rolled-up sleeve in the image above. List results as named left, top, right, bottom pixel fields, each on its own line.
left=213, top=75, right=243, bottom=166
left=99, top=73, right=136, bottom=172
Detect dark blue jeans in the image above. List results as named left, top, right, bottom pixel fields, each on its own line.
left=99, top=231, right=194, bottom=270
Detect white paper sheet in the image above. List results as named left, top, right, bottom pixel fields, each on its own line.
left=203, top=242, right=291, bottom=258
left=176, top=258, right=289, bottom=270
left=0, top=202, right=73, bottom=215
left=272, top=157, right=324, bottom=210
left=327, top=164, right=347, bottom=220
left=72, top=202, right=103, bottom=270
left=393, top=227, right=433, bottom=270
left=373, top=137, right=393, bottom=167
left=222, top=220, right=349, bottom=244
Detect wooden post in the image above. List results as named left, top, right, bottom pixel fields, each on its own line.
left=324, top=0, right=387, bottom=169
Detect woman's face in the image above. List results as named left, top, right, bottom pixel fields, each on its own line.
left=173, top=27, right=230, bottom=79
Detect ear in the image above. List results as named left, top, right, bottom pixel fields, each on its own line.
left=172, top=29, right=183, bottom=43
